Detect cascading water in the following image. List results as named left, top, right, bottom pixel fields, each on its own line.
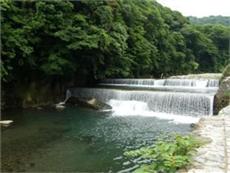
left=108, top=100, right=149, bottom=115
left=100, top=78, right=219, bottom=93
left=101, top=78, right=219, bottom=87
left=57, top=89, right=72, bottom=106
left=68, top=77, right=219, bottom=124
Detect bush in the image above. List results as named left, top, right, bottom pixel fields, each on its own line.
left=124, top=135, right=201, bottom=173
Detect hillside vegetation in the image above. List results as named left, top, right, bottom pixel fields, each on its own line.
left=1, top=0, right=230, bottom=107
left=188, top=16, right=230, bottom=26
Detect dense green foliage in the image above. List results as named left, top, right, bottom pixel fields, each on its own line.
left=194, top=25, right=230, bottom=71
left=124, top=135, right=201, bottom=173
left=1, top=0, right=229, bottom=84
left=188, top=16, right=230, bottom=26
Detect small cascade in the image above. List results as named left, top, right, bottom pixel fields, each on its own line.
left=103, top=79, right=155, bottom=85
left=164, top=79, right=204, bottom=87
left=56, top=89, right=72, bottom=107
left=63, top=89, right=72, bottom=103
left=100, top=78, right=219, bottom=88
left=69, top=88, right=214, bottom=116
left=164, top=79, right=219, bottom=87
left=207, top=79, right=220, bottom=87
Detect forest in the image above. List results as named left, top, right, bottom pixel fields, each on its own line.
left=189, top=16, right=230, bottom=26
left=1, top=0, right=230, bottom=107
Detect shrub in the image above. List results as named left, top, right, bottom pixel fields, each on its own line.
left=124, top=135, right=201, bottom=173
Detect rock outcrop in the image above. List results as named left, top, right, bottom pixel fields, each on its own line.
left=66, top=97, right=112, bottom=110
left=214, top=76, right=230, bottom=114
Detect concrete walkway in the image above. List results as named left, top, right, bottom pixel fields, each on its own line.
left=187, top=106, right=230, bottom=173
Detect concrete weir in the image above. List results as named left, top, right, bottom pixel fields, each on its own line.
left=186, top=105, right=230, bottom=173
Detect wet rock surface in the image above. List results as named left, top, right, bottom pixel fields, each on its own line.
left=187, top=105, right=230, bottom=173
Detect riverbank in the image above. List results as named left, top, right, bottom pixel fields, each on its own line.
left=186, top=105, right=230, bottom=173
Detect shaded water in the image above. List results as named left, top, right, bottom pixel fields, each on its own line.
left=2, top=107, right=191, bottom=172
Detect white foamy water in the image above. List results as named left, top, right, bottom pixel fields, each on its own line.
left=70, top=88, right=214, bottom=116
left=108, top=99, right=200, bottom=124
left=108, top=100, right=149, bottom=115
left=67, top=77, right=219, bottom=125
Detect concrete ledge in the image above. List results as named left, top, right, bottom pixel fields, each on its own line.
left=186, top=105, right=230, bottom=173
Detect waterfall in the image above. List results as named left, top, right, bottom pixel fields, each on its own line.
left=102, top=79, right=155, bottom=85
left=108, top=100, right=149, bottom=115
left=57, top=89, right=72, bottom=105
left=64, top=89, right=72, bottom=103
left=100, top=79, right=219, bottom=88
left=69, top=88, right=215, bottom=116
left=67, top=77, right=219, bottom=124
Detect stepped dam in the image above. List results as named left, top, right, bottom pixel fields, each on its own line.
left=67, top=78, right=219, bottom=124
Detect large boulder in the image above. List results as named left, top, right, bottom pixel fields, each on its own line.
left=66, top=97, right=112, bottom=110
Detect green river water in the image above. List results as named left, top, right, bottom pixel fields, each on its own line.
left=1, top=107, right=191, bottom=172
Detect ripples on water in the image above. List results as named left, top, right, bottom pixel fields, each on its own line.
left=2, top=107, right=192, bottom=172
